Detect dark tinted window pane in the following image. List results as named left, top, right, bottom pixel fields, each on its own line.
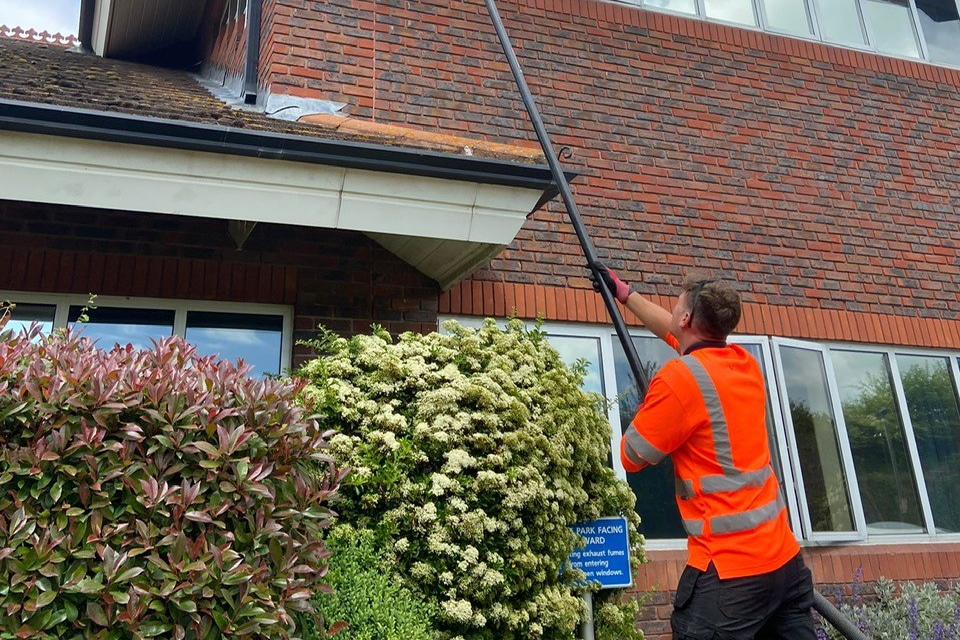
left=917, top=0, right=960, bottom=65
left=613, top=336, right=686, bottom=539
left=5, top=303, right=55, bottom=334
left=69, top=306, right=174, bottom=351
left=833, top=350, right=923, bottom=534
left=897, top=355, right=960, bottom=533
left=780, top=346, right=856, bottom=533
left=186, top=312, right=283, bottom=376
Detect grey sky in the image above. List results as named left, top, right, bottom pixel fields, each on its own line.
left=0, top=0, right=80, bottom=36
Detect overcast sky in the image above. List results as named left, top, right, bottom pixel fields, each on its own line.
left=0, top=0, right=80, bottom=36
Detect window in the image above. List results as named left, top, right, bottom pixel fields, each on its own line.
left=813, top=0, right=870, bottom=45
left=896, top=354, right=960, bottom=532
left=862, top=0, right=922, bottom=57
left=761, top=0, right=815, bottom=36
left=916, top=0, right=960, bottom=65
left=2, top=293, right=291, bottom=377
left=4, top=302, right=55, bottom=334
left=704, top=0, right=759, bottom=25
left=832, top=350, right=924, bottom=534
left=637, top=0, right=960, bottom=69
left=775, top=340, right=861, bottom=538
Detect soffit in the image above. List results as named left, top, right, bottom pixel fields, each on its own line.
left=90, top=0, right=208, bottom=58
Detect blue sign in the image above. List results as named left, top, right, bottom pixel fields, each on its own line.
left=569, top=516, right=632, bottom=588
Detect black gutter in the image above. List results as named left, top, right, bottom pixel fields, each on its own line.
left=243, top=0, right=262, bottom=105
left=0, top=99, right=574, bottom=198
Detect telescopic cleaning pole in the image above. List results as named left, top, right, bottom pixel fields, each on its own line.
left=480, top=2, right=868, bottom=639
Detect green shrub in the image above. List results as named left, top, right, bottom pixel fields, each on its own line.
left=822, top=576, right=960, bottom=640
left=301, top=525, right=436, bottom=640
left=0, top=324, right=344, bottom=639
left=298, top=319, right=644, bottom=640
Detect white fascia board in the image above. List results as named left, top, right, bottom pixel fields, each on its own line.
left=0, top=130, right=540, bottom=246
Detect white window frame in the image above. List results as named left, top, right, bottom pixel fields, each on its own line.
left=636, top=0, right=960, bottom=70
left=772, top=337, right=868, bottom=542
left=2, top=290, right=294, bottom=374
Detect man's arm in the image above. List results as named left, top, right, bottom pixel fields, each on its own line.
left=622, top=291, right=671, bottom=342
left=591, top=263, right=672, bottom=342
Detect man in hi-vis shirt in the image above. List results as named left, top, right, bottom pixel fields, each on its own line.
left=592, top=264, right=816, bottom=640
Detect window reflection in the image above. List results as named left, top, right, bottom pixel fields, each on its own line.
left=186, top=311, right=283, bottom=377
left=897, top=354, right=960, bottom=533
left=69, top=306, right=174, bottom=351
left=780, top=346, right=856, bottom=533
left=4, top=303, right=55, bottom=335
left=812, top=0, right=869, bottom=45
left=832, top=350, right=923, bottom=533
left=704, top=0, right=758, bottom=25
left=547, top=335, right=604, bottom=397
left=863, top=0, right=921, bottom=57
left=761, top=0, right=814, bottom=35
left=643, top=0, right=697, bottom=15
left=917, top=0, right=960, bottom=66
left=613, top=336, right=686, bottom=539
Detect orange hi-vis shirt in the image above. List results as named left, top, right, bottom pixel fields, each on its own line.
left=620, top=336, right=799, bottom=579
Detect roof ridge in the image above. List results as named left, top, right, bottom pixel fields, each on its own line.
left=0, top=25, right=78, bottom=48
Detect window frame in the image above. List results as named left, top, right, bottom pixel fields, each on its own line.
left=2, top=291, right=294, bottom=374
left=636, top=0, right=960, bottom=70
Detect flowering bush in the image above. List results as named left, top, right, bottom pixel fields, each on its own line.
left=820, top=573, right=960, bottom=640
left=298, top=319, right=644, bottom=640
left=0, top=321, right=344, bottom=638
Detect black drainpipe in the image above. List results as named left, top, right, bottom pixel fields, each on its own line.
left=77, top=0, right=96, bottom=53
left=243, top=0, right=262, bottom=105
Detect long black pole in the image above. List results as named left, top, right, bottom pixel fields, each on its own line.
left=481, top=0, right=649, bottom=397
left=480, top=2, right=868, bottom=639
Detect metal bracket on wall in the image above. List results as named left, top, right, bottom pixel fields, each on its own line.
left=228, top=220, right=258, bottom=249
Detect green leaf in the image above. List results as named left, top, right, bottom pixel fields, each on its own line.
left=86, top=602, right=109, bottom=627
left=173, top=600, right=197, bottom=613
left=139, top=621, right=172, bottom=637
left=33, top=590, right=57, bottom=609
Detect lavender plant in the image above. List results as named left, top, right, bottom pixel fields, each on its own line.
left=821, top=574, right=960, bottom=640
left=0, top=322, right=344, bottom=638
left=298, top=319, right=645, bottom=640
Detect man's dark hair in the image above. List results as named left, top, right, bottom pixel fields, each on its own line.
left=682, top=275, right=741, bottom=339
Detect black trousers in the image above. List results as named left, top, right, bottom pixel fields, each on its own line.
left=671, top=553, right=816, bottom=640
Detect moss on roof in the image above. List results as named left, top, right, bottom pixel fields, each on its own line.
left=0, top=36, right=544, bottom=164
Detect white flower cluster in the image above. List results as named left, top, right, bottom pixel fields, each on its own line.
left=300, top=319, right=645, bottom=640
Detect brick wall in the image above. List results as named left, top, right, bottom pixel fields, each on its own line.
left=0, top=200, right=439, bottom=365
left=198, top=0, right=248, bottom=85
left=249, top=0, right=960, bottom=337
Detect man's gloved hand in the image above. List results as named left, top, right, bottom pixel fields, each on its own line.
left=589, top=262, right=631, bottom=304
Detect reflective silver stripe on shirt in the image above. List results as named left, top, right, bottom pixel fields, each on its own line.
left=683, top=518, right=704, bottom=537
left=709, top=490, right=787, bottom=535
left=680, top=355, right=736, bottom=473
left=676, top=477, right=695, bottom=500
left=700, top=466, right=773, bottom=495
left=623, top=427, right=667, bottom=466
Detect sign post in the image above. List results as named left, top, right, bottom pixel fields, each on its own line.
left=569, top=516, right=632, bottom=640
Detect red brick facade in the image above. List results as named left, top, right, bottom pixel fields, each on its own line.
left=194, top=1, right=960, bottom=637
left=0, top=200, right=439, bottom=365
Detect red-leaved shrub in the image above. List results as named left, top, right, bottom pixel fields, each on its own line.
left=0, top=322, right=344, bottom=639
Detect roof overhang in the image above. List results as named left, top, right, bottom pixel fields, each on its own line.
left=84, top=0, right=208, bottom=58
left=0, top=99, right=564, bottom=290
